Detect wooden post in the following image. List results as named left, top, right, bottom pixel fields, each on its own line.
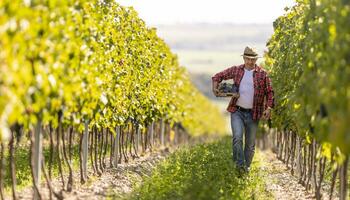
left=166, top=123, right=170, bottom=145
left=136, top=126, right=140, bottom=153
left=174, top=125, right=178, bottom=145
left=82, top=120, right=89, bottom=180
left=150, top=122, right=154, bottom=147
left=33, top=121, right=42, bottom=200
left=113, top=126, right=120, bottom=167
left=160, top=119, right=165, bottom=147
left=340, top=156, right=349, bottom=200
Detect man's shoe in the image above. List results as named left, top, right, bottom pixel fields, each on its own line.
left=244, top=166, right=251, bottom=173
left=236, top=166, right=246, bottom=177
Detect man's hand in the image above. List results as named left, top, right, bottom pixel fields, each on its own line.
left=213, top=88, right=225, bottom=97
left=213, top=88, right=220, bottom=96
left=262, top=107, right=272, bottom=120
left=213, top=87, right=229, bottom=97
left=213, top=88, right=222, bottom=97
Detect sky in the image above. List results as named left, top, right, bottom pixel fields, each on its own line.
left=116, top=0, right=296, bottom=25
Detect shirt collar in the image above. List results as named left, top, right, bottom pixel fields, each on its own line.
left=240, top=64, right=259, bottom=72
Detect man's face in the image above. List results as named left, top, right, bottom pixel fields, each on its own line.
left=243, top=57, right=257, bottom=68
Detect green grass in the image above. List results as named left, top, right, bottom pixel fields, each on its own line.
left=125, top=137, right=273, bottom=200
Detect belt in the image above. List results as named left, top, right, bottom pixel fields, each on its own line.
left=236, top=105, right=252, bottom=112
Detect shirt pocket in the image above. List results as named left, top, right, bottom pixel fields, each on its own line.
left=254, top=75, right=265, bottom=91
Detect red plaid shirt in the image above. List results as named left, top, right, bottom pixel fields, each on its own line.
left=212, top=64, right=274, bottom=120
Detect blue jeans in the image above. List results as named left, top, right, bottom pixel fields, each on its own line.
left=230, top=110, right=259, bottom=168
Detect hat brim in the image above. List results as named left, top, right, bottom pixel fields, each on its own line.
left=241, top=54, right=261, bottom=59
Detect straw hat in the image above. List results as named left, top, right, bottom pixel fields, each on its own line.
left=241, top=46, right=260, bottom=59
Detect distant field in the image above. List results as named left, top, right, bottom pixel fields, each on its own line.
left=156, top=23, right=272, bottom=52
left=173, top=50, right=243, bottom=74
left=174, top=49, right=267, bottom=73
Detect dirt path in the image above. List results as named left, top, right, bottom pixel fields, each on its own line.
left=259, top=149, right=318, bottom=200
left=15, top=148, right=171, bottom=200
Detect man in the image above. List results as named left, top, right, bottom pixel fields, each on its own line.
left=212, top=46, right=274, bottom=173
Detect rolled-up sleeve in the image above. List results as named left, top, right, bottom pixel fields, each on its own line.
left=212, top=66, right=235, bottom=83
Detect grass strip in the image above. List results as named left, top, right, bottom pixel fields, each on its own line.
left=125, top=136, right=273, bottom=200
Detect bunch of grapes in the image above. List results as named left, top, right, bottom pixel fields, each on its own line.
left=218, top=83, right=238, bottom=94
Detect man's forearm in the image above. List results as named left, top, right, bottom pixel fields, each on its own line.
left=212, top=80, right=219, bottom=94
